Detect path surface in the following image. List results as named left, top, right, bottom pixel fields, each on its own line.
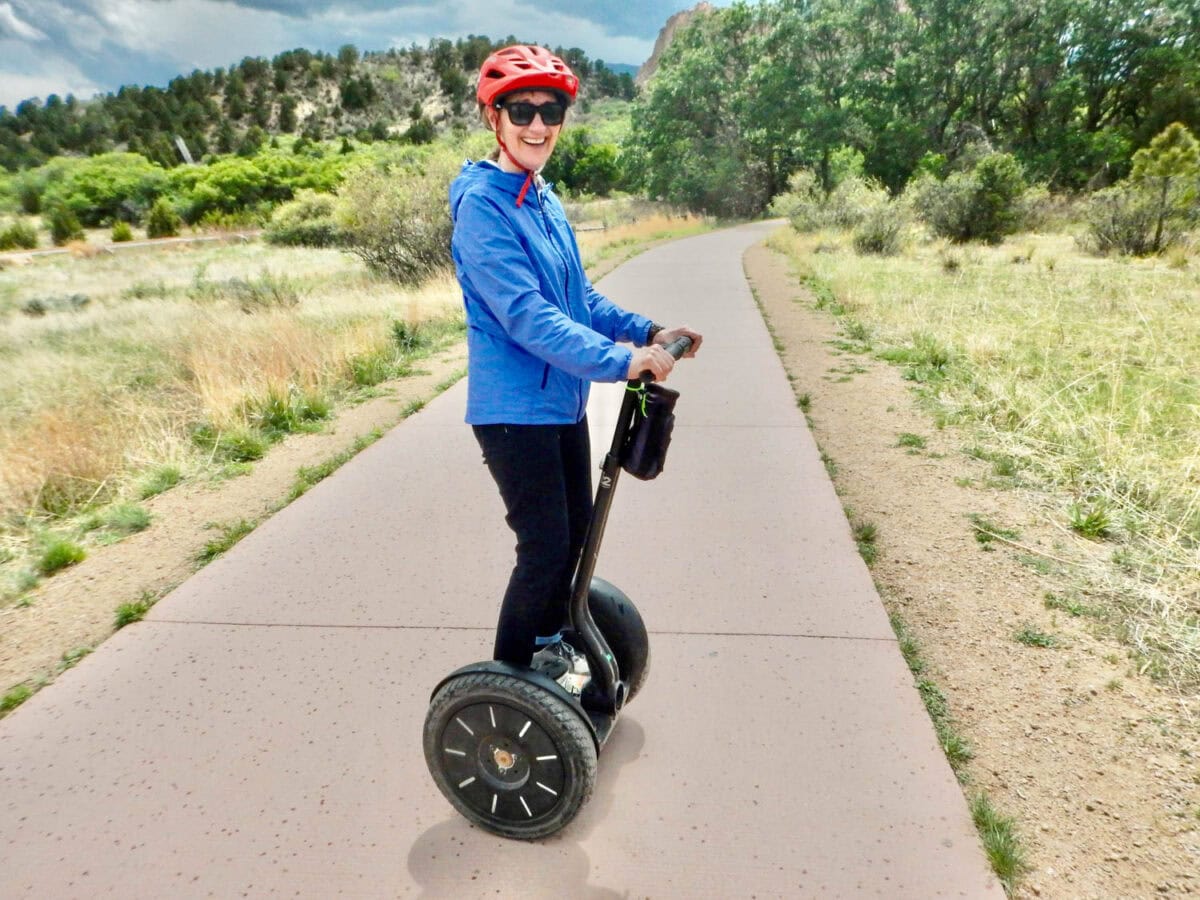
left=0, top=223, right=1002, bottom=898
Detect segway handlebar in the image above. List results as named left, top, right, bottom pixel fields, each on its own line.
left=638, top=335, right=692, bottom=383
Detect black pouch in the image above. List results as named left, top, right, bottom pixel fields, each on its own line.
left=621, top=382, right=679, bottom=481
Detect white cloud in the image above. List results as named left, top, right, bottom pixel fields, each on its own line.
left=0, top=42, right=103, bottom=107
left=0, top=1, right=45, bottom=40
left=0, top=0, right=662, bottom=108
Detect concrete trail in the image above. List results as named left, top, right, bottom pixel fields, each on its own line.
left=0, top=222, right=1002, bottom=898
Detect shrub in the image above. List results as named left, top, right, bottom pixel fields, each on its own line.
left=852, top=201, right=908, bottom=255
left=111, top=220, right=134, bottom=242
left=336, top=150, right=458, bottom=285
left=40, top=153, right=168, bottom=227
left=772, top=169, right=824, bottom=232
left=824, top=176, right=888, bottom=230
left=0, top=219, right=38, bottom=250
left=1077, top=183, right=1179, bottom=256
left=909, top=153, right=1028, bottom=243
left=146, top=197, right=181, bottom=238
left=46, top=202, right=84, bottom=246
left=264, top=189, right=343, bottom=247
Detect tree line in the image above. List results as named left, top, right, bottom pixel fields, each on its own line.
left=628, top=0, right=1200, bottom=217
left=0, top=37, right=637, bottom=173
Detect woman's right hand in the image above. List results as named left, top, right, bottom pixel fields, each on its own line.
left=628, top=345, right=676, bottom=381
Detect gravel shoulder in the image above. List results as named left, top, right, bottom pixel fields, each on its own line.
left=744, top=240, right=1199, bottom=899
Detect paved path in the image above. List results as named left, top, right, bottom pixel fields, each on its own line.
left=0, top=223, right=1002, bottom=898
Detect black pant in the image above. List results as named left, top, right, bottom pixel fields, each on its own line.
left=473, top=418, right=593, bottom=665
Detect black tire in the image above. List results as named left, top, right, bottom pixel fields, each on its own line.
left=588, top=577, right=651, bottom=704
left=423, top=672, right=597, bottom=840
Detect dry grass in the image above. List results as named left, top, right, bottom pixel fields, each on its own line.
left=0, top=241, right=463, bottom=600
left=576, top=210, right=710, bottom=271
left=768, top=226, right=1200, bottom=687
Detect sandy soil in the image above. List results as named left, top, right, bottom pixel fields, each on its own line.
left=745, top=241, right=1199, bottom=898
left=3, top=235, right=1197, bottom=897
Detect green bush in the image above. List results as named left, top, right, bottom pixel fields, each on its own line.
left=0, top=219, right=38, bottom=250
left=1077, top=183, right=1180, bottom=256
left=111, top=220, right=134, bottom=242
left=168, top=149, right=348, bottom=224
left=909, top=153, right=1028, bottom=243
left=146, top=198, right=181, bottom=238
left=852, top=201, right=908, bottom=255
left=771, top=169, right=824, bottom=232
left=40, top=153, right=168, bottom=227
left=264, top=189, right=343, bottom=247
left=823, top=176, right=888, bottom=230
left=336, top=149, right=458, bottom=285
left=46, top=202, right=84, bottom=245
left=773, top=170, right=889, bottom=234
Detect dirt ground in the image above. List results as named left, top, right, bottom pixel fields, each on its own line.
left=3, top=235, right=1198, bottom=897
left=744, top=241, right=1199, bottom=898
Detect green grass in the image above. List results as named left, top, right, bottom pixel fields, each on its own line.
left=84, top=502, right=151, bottom=537
left=114, top=591, right=156, bottom=628
left=766, top=226, right=1200, bottom=686
left=1, top=683, right=33, bottom=715
left=197, top=519, right=255, bottom=564
left=1014, top=626, right=1059, bottom=648
left=889, top=613, right=974, bottom=776
left=968, top=514, right=1020, bottom=550
left=289, top=429, right=384, bottom=501
left=1069, top=502, right=1113, bottom=539
left=138, top=464, right=182, bottom=499
left=1044, top=591, right=1097, bottom=618
left=852, top=520, right=878, bottom=566
left=897, top=431, right=927, bottom=449
left=59, top=647, right=93, bottom=669
left=970, top=793, right=1028, bottom=893
left=35, top=536, right=86, bottom=576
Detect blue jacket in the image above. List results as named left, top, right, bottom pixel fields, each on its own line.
left=449, top=160, right=654, bottom=425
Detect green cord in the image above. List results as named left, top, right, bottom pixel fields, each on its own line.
left=626, top=382, right=648, bottom=417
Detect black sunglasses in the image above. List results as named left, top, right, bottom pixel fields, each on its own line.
left=497, top=100, right=566, bottom=127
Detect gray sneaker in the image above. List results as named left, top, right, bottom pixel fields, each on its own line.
left=530, top=637, right=591, bottom=697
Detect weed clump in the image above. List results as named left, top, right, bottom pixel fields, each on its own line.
left=0, top=219, right=38, bottom=250
left=36, top=536, right=86, bottom=576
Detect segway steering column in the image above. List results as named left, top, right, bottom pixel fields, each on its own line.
left=568, top=335, right=693, bottom=711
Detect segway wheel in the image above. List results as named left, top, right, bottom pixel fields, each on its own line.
left=423, top=672, right=597, bottom=840
left=588, top=577, right=651, bottom=704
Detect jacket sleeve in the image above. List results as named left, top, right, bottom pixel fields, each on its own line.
left=453, top=192, right=632, bottom=382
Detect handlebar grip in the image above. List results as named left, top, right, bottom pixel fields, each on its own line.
left=664, top=335, right=693, bottom=360
left=637, top=334, right=692, bottom=384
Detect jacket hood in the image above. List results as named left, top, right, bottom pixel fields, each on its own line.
left=450, top=160, right=537, bottom=218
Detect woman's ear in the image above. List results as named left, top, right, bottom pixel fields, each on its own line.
left=484, top=104, right=499, bottom=131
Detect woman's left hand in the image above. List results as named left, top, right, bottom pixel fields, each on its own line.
left=653, top=326, right=703, bottom=357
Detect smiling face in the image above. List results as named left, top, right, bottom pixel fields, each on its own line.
left=486, top=89, right=564, bottom=174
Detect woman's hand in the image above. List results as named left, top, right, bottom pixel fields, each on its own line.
left=653, top=326, right=703, bottom=357
left=627, top=345, right=676, bottom=381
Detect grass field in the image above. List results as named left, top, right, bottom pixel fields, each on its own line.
left=0, top=202, right=708, bottom=606
left=767, top=227, right=1200, bottom=687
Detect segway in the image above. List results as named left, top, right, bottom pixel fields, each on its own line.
left=423, top=336, right=691, bottom=839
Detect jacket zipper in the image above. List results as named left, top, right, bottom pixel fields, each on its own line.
left=535, top=187, right=585, bottom=417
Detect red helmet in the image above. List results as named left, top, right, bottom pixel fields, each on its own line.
left=476, top=45, right=579, bottom=107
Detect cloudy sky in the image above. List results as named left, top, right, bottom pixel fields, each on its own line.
left=0, top=0, right=728, bottom=110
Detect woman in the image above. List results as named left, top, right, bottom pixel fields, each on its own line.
left=449, top=44, right=702, bottom=675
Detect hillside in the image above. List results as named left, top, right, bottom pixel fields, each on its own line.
left=0, top=38, right=637, bottom=172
